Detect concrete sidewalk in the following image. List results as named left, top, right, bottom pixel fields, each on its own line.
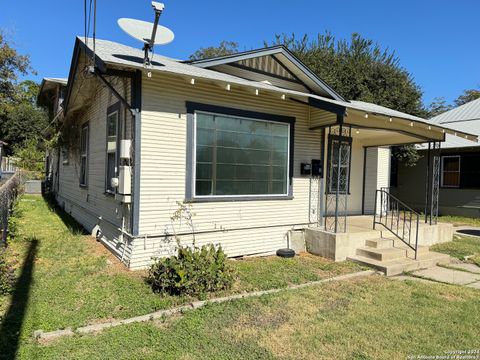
left=395, top=262, right=480, bottom=289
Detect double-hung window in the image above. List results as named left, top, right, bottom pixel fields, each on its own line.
left=441, top=155, right=460, bottom=188
left=79, top=123, right=89, bottom=187
left=106, top=110, right=119, bottom=193
left=193, top=109, right=292, bottom=198
left=327, top=135, right=352, bottom=194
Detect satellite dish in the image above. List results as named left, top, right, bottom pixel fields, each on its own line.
left=117, top=2, right=174, bottom=67
left=118, top=18, right=174, bottom=45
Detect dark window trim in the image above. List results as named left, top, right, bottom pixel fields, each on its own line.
left=105, top=102, right=121, bottom=195
left=185, top=101, right=295, bottom=201
left=440, top=155, right=461, bottom=189
left=326, top=134, right=352, bottom=195
left=79, top=122, right=89, bottom=188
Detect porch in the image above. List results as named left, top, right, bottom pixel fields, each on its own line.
left=303, top=215, right=452, bottom=276
left=298, top=96, right=477, bottom=274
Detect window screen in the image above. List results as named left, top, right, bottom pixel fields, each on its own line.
left=327, top=136, right=351, bottom=194
left=195, top=112, right=289, bottom=197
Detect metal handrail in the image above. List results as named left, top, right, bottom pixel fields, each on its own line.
left=373, top=189, right=420, bottom=259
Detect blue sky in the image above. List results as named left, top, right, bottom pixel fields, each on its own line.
left=1, top=0, right=479, bottom=106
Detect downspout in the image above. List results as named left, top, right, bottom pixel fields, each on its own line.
left=131, top=70, right=142, bottom=236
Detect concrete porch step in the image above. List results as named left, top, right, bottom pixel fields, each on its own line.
left=365, top=238, right=395, bottom=249
left=347, top=251, right=451, bottom=276
left=356, top=247, right=407, bottom=261
left=364, top=237, right=430, bottom=254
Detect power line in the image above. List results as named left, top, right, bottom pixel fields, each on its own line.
left=93, top=0, right=96, bottom=64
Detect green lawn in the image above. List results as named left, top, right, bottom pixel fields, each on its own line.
left=438, top=215, right=480, bottom=227
left=19, top=276, right=480, bottom=360
left=0, top=194, right=364, bottom=359
left=431, top=234, right=480, bottom=266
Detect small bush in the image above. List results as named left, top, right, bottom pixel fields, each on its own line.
left=148, top=244, right=235, bottom=296
left=0, top=248, right=15, bottom=295
left=7, top=203, right=21, bottom=242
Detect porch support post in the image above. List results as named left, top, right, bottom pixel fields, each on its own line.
left=424, top=142, right=431, bottom=223
left=430, top=141, right=441, bottom=225
left=324, top=126, right=331, bottom=231
left=334, top=121, right=343, bottom=233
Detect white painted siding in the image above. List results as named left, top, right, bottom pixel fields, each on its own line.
left=363, top=148, right=378, bottom=214
left=54, top=76, right=134, bottom=264
left=377, top=147, right=391, bottom=191
left=132, top=73, right=324, bottom=268
left=363, top=147, right=390, bottom=214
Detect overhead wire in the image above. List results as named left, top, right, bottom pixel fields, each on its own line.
left=92, top=0, right=97, bottom=65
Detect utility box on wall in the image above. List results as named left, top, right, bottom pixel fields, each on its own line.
left=300, top=163, right=311, bottom=175
left=118, top=166, right=132, bottom=195
left=311, top=159, right=323, bottom=177
left=300, top=160, right=323, bottom=177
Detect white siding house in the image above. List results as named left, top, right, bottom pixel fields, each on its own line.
left=40, top=37, right=477, bottom=269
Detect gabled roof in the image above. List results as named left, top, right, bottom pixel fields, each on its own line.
left=186, top=46, right=345, bottom=101
left=54, top=37, right=476, bottom=143
left=426, top=98, right=480, bottom=149
left=65, top=38, right=421, bottom=120
left=37, top=77, right=68, bottom=107
left=430, top=97, right=480, bottom=124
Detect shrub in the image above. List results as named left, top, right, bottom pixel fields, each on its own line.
left=0, top=248, right=15, bottom=295
left=148, top=244, right=235, bottom=296
left=6, top=199, right=22, bottom=243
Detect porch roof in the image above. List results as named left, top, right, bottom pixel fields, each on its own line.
left=63, top=37, right=478, bottom=145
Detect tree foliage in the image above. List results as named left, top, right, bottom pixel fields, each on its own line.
left=189, top=41, right=239, bottom=61
left=426, top=96, right=453, bottom=118
left=0, top=32, right=47, bottom=155
left=12, top=138, right=45, bottom=178
left=0, top=31, right=32, bottom=105
left=454, top=88, right=480, bottom=107
left=391, top=146, right=422, bottom=167
left=267, top=32, right=426, bottom=117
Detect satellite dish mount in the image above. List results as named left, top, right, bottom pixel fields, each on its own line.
left=118, top=2, right=175, bottom=68
left=143, top=2, right=164, bottom=65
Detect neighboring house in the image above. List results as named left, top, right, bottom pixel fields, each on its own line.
left=0, top=141, right=5, bottom=180
left=0, top=141, right=17, bottom=181
left=38, top=37, right=476, bottom=269
left=393, top=98, right=480, bottom=217
left=37, top=77, right=68, bottom=188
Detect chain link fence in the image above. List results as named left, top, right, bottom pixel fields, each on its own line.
left=0, top=172, right=25, bottom=247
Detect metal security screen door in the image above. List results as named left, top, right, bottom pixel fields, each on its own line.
left=325, top=125, right=352, bottom=233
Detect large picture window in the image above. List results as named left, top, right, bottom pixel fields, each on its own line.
left=441, top=156, right=460, bottom=188
left=194, top=111, right=290, bottom=197
left=106, top=110, right=119, bottom=193
left=79, top=123, right=89, bottom=187
left=327, top=135, right=351, bottom=194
